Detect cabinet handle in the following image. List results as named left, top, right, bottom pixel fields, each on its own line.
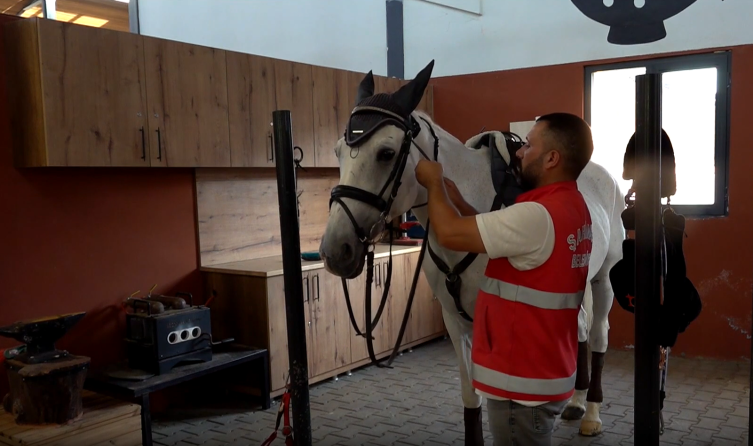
left=383, top=262, right=388, bottom=284
left=314, top=274, right=320, bottom=301
left=303, top=276, right=309, bottom=302
left=139, top=127, right=146, bottom=160
left=156, top=128, right=162, bottom=161
left=268, top=132, right=274, bottom=162
left=375, top=264, right=381, bottom=288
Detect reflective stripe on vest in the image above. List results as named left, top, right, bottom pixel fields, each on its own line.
left=479, top=276, right=584, bottom=310
left=472, top=362, right=577, bottom=396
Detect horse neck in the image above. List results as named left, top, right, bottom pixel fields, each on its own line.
left=409, top=114, right=495, bottom=228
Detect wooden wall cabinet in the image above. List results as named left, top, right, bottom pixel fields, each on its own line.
left=4, top=17, right=151, bottom=167
left=3, top=18, right=434, bottom=169
left=142, top=36, right=231, bottom=167
left=202, top=249, right=445, bottom=396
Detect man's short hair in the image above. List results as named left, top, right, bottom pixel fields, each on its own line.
left=535, top=112, right=594, bottom=179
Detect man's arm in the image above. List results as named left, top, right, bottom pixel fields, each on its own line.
left=443, top=177, right=479, bottom=217
left=423, top=175, right=487, bottom=253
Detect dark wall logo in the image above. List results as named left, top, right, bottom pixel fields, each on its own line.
left=571, top=0, right=698, bottom=45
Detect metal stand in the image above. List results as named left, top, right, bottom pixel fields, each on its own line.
left=272, top=110, right=312, bottom=446
left=634, top=73, right=663, bottom=445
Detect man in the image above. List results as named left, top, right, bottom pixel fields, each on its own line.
left=415, top=112, right=594, bottom=446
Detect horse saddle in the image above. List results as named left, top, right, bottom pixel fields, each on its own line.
left=465, top=130, right=527, bottom=209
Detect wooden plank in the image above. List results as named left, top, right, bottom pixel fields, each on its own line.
left=274, top=60, right=315, bottom=168
left=0, top=391, right=140, bottom=446
left=143, top=36, right=231, bottom=167
left=227, top=52, right=277, bottom=167
left=312, top=65, right=341, bottom=168
left=195, top=168, right=339, bottom=266
left=2, top=18, right=47, bottom=167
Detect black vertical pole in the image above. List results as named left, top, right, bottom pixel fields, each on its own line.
left=634, top=73, right=662, bottom=445
left=272, top=110, right=312, bottom=446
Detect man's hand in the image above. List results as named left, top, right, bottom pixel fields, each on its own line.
left=415, top=159, right=444, bottom=188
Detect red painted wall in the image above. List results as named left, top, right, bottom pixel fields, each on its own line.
left=0, top=14, right=202, bottom=399
left=431, top=47, right=753, bottom=361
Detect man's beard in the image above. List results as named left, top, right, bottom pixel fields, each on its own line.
left=517, top=155, right=544, bottom=191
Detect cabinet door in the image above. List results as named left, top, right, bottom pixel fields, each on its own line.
left=308, top=269, right=351, bottom=376
left=227, top=53, right=277, bottom=167
left=274, top=60, right=315, bottom=168
left=312, top=66, right=346, bottom=168
left=405, top=251, right=444, bottom=340
left=386, top=254, right=416, bottom=347
left=143, top=37, right=231, bottom=167
left=347, top=259, right=393, bottom=362
left=31, top=19, right=150, bottom=166
left=268, top=274, right=314, bottom=389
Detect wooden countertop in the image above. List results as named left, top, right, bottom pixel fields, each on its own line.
left=199, top=243, right=422, bottom=278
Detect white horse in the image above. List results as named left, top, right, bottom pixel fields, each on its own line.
left=319, top=61, right=626, bottom=444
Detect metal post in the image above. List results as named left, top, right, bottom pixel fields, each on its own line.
left=634, top=73, right=662, bottom=445
left=272, top=110, right=312, bottom=446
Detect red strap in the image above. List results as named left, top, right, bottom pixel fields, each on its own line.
left=261, top=391, right=293, bottom=446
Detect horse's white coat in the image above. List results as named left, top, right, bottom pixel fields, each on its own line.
left=321, top=110, right=626, bottom=430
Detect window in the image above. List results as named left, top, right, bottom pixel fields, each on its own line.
left=584, top=52, right=731, bottom=217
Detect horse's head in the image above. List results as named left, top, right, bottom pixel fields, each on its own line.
left=319, top=60, right=435, bottom=278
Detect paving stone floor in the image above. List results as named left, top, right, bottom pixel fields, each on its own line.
left=152, top=337, right=750, bottom=445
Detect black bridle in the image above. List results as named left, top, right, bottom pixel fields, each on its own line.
left=329, top=106, right=437, bottom=368
left=329, top=105, right=524, bottom=368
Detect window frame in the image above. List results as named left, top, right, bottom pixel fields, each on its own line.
left=584, top=51, right=732, bottom=218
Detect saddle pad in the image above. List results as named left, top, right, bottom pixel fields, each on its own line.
left=465, top=131, right=512, bottom=165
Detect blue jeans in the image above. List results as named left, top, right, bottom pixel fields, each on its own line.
left=486, top=399, right=567, bottom=446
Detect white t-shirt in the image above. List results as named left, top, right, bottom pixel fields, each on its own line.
left=474, top=201, right=556, bottom=407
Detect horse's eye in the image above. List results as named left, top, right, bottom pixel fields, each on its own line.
left=377, top=149, right=396, bottom=162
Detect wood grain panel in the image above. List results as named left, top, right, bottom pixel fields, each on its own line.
left=37, top=19, right=149, bottom=166
left=195, top=168, right=339, bottom=266
left=227, top=52, right=277, bottom=167
left=274, top=60, right=315, bottom=167
left=3, top=19, right=47, bottom=167
left=309, top=269, right=351, bottom=375
left=312, top=65, right=341, bottom=168
left=143, top=36, right=231, bottom=167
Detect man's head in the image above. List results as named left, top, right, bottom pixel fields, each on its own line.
left=516, top=112, right=594, bottom=189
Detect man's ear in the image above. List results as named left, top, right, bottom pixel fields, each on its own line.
left=544, top=150, right=561, bottom=169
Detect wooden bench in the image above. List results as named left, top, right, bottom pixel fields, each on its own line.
left=0, top=390, right=141, bottom=446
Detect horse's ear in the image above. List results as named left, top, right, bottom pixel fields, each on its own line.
left=355, top=70, right=375, bottom=106
left=392, top=60, right=434, bottom=114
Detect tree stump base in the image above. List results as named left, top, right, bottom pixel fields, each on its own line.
left=3, top=355, right=90, bottom=426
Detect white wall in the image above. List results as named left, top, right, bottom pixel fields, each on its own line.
left=403, top=0, right=753, bottom=78
left=137, top=0, right=388, bottom=75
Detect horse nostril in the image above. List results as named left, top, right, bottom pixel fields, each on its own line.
left=340, top=242, right=353, bottom=262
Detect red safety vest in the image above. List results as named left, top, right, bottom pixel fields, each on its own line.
left=471, top=181, right=592, bottom=402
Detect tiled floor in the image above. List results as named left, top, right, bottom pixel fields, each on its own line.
left=152, top=337, right=750, bottom=445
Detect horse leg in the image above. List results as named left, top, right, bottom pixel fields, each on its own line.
left=561, top=288, right=592, bottom=421
left=579, top=271, right=614, bottom=437
left=442, top=307, right=484, bottom=446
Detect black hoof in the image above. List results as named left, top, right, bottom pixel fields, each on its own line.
left=561, top=405, right=586, bottom=421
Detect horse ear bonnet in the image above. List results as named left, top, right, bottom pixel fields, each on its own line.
left=609, top=128, right=702, bottom=348
left=345, top=61, right=434, bottom=148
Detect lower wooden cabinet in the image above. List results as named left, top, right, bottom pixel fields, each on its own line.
left=203, top=250, right=446, bottom=396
